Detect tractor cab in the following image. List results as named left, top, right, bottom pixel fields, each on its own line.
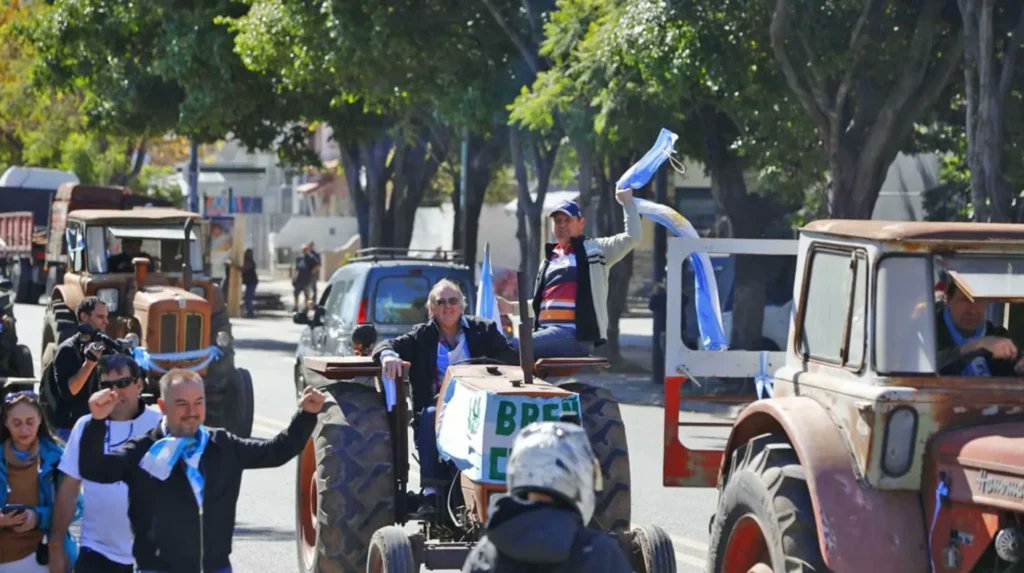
left=664, top=220, right=1024, bottom=573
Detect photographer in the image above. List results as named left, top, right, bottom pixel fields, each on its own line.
left=51, top=298, right=109, bottom=442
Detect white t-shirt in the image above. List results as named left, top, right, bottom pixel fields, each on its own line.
left=58, top=407, right=163, bottom=565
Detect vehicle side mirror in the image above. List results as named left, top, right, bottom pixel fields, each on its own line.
left=292, top=311, right=309, bottom=325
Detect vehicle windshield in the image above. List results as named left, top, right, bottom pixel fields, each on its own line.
left=876, top=253, right=1024, bottom=376
left=86, top=225, right=204, bottom=274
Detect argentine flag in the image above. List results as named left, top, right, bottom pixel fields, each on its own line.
left=476, top=243, right=501, bottom=325
left=618, top=129, right=729, bottom=351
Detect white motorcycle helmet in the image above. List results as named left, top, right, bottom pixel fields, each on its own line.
left=506, top=421, right=603, bottom=524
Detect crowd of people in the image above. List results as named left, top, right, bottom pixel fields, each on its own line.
left=0, top=189, right=647, bottom=573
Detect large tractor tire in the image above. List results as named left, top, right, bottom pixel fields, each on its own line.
left=296, top=384, right=396, bottom=573
left=230, top=368, right=254, bottom=438
left=44, top=300, right=78, bottom=347
left=366, top=526, right=416, bottom=573
left=560, top=382, right=631, bottom=532
left=707, top=433, right=826, bottom=573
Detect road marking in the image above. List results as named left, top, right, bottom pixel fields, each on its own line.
left=669, top=533, right=710, bottom=553
left=675, top=551, right=705, bottom=568
left=255, top=415, right=287, bottom=431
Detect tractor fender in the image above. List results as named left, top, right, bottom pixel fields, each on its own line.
left=722, top=396, right=927, bottom=573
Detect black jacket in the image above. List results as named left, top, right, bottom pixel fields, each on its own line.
left=50, top=334, right=100, bottom=429
left=533, top=236, right=601, bottom=344
left=462, top=496, right=631, bottom=573
left=372, top=316, right=518, bottom=413
left=79, top=411, right=317, bottom=573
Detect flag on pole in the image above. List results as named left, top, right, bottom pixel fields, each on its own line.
left=476, top=243, right=501, bottom=324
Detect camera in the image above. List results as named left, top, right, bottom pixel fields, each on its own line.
left=77, top=323, right=131, bottom=358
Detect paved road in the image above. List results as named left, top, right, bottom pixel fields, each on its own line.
left=12, top=303, right=719, bottom=572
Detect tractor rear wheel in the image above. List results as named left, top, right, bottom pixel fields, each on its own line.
left=631, top=525, right=677, bottom=573
left=560, top=382, right=631, bottom=532
left=296, top=384, right=395, bottom=573
left=366, top=526, right=416, bottom=573
left=707, top=433, right=826, bottom=573
left=230, top=368, right=254, bottom=438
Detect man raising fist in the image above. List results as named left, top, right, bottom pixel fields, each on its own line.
left=78, top=369, right=326, bottom=573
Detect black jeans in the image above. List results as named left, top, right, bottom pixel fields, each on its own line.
left=76, top=547, right=133, bottom=573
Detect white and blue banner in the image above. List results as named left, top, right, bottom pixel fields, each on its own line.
left=476, top=242, right=501, bottom=325
left=436, top=376, right=581, bottom=484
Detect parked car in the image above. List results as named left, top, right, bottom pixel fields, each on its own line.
left=292, top=248, right=474, bottom=393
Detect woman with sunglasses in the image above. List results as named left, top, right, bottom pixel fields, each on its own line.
left=374, top=279, right=518, bottom=516
left=0, top=391, right=77, bottom=572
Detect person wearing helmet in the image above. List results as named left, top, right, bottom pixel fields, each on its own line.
left=461, top=421, right=632, bottom=573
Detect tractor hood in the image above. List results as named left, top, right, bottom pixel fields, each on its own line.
left=931, top=422, right=1024, bottom=511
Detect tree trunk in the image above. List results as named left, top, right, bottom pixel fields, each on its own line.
left=697, top=108, right=782, bottom=350
left=340, top=144, right=371, bottom=248
left=459, top=127, right=507, bottom=269
left=509, top=128, right=557, bottom=290
left=389, top=132, right=439, bottom=249
left=360, top=139, right=392, bottom=248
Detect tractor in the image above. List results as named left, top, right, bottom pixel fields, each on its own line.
left=663, top=220, right=1024, bottom=572
left=295, top=275, right=675, bottom=573
left=39, top=208, right=253, bottom=437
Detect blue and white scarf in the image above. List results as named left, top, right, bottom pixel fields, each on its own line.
left=139, top=421, right=210, bottom=507
left=943, top=306, right=990, bottom=377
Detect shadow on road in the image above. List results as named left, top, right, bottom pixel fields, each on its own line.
left=233, top=523, right=297, bottom=542
left=233, top=338, right=297, bottom=353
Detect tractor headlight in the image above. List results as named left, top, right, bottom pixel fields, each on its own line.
left=216, top=330, right=232, bottom=348
left=882, top=406, right=918, bottom=477
left=96, top=288, right=119, bottom=313
left=190, top=286, right=206, bottom=298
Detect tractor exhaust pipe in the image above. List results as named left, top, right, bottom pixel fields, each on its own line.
left=517, top=271, right=534, bottom=385
left=182, top=219, right=194, bottom=290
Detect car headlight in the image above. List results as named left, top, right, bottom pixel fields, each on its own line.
left=190, top=286, right=206, bottom=298
left=216, top=330, right=232, bottom=348
left=882, top=406, right=918, bottom=477
left=96, top=288, right=119, bottom=313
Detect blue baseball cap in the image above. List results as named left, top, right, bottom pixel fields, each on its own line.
left=550, top=200, right=582, bottom=219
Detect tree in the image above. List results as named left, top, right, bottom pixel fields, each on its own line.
left=958, top=0, right=1024, bottom=221
left=770, top=0, right=964, bottom=219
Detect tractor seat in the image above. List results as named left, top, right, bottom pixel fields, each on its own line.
left=533, top=357, right=609, bottom=379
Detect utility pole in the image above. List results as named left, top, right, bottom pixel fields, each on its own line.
left=188, top=139, right=200, bottom=214
left=652, top=166, right=668, bottom=385
left=460, top=126, right=473, bottom=283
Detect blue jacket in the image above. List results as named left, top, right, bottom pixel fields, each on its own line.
left=0, top=437, right=79, bottom=560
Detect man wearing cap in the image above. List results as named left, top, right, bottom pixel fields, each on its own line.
left=498, top=189, right=641, bottom=358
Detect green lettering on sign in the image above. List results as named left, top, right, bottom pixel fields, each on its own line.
left=496, top=401, right=517, bottom=436
left=521, top=402, right=540, bottom=427
left=543, top=403, right=560, bottom=420
left=563, top=398, right=580, bottom=415
left=489, top=447, right=509, bottom=481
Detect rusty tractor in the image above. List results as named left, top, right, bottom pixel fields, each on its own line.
left=39, top=208, right=253, bottom=437
left=663, top=221, right=1024, bottom=572
left=295, top=275, right=674, bottom=573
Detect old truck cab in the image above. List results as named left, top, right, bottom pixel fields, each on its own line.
left=664, top=220, right=1024, bottom=573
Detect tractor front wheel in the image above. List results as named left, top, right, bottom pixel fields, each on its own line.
left=707, top=434, right=826, bottom=573
left=366, top=526, right=416, bottom=573
left=631, top=525, right=677, bottom=573
left=296, top=384, right=396, bottom=573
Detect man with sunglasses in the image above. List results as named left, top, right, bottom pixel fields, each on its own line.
left=49, top=354, right=161, bottom=573
left=374, top=279, right=518, bottom=515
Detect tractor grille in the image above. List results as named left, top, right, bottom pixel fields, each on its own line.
left=159, top=315, right=177, bottom=353
left=185, top=313, right=203, bottom=351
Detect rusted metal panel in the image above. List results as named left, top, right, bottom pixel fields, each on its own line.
left=662, top=376, right=725, bottom=488
left=725, top=397, right=929, bottom=573
left=0, top=212, right=34, bottom=257
left=803, top=219, right=1024, bottom=242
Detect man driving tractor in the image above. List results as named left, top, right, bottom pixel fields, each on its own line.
left=374, top=279, right=518, bottom=515
left=107, top=238, right=153, bottom=273
left=497, top=188, right=641, bottom=359
left=937, top=278, right=1024, bottom=376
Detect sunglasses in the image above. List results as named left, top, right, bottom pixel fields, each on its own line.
left=4, top=391, right=37, bottom=404
left=100, top=376, right=136, bottom=390
left=432, top=296, right=461, bottom=307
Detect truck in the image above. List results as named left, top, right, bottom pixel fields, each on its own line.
left=663, top=220, right=1024, bottom=572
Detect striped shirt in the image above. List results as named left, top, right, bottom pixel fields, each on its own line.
left=538, top=244, right=578, bottom=328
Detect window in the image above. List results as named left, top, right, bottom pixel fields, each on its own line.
left=85, top=226, right=107, bottom=273
left=373, top=276, right=431, bottom=324
left=876, top=256, right=935, bottom=374
left=798, top=247, right=867, bottom=368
